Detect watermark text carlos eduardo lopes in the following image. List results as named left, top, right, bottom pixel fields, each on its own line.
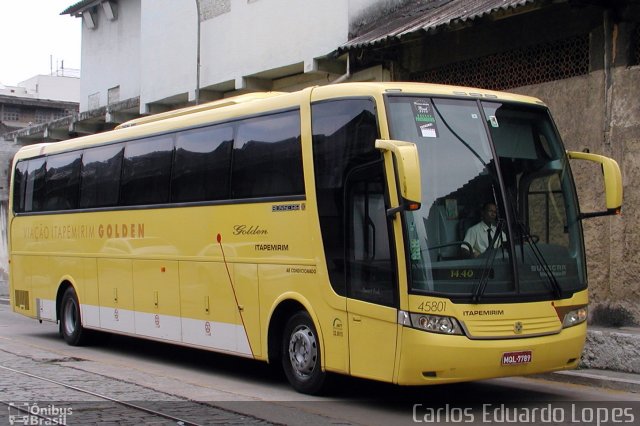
left=412, top=403, right=635, bottom=425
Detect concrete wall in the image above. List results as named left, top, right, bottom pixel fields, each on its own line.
left=139, top=0, right=195, bottom=108
left=139, top=0, right=353, bottom=108
left=198, top=0, right=348, bottom=88
left=79, top=0, right=142, bottom=111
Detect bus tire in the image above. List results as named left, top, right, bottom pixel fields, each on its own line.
left=59, top=287, right=90, bottom=346
left=282, top=311, right=326, bottom=395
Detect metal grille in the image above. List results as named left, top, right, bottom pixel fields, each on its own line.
left=410, top=35, right=590, bottom=90
left=14, top=290, right=30, bottom=310
left=633, top=25, right=640, bottom=66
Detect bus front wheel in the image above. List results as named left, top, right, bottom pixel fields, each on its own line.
left=59, top=287, right=89, bottom=346
left=282, top=311, right=326, bottom=395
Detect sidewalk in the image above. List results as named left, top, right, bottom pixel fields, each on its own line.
left=535, top=367, right=640, bottom=393
left=549, top=325, right=640, bottom=393
left=0, top=285, right=638, bottom=393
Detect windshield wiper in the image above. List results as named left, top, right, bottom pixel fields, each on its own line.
left=500, top=189, right=562, bottom=299
left=431, top=101, right=489, bottom=167
left=515, top=221, right=562, bottom=299
left=472, top=218, right=505, bottom=303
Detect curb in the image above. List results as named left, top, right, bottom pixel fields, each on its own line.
left=0, top=297, right=9, bottom=305
left=533, top=370, right=640, bottom=393
left=581, top=327, right=640, bottom=374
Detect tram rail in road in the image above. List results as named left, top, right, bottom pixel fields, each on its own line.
left=0, top=361, right=272, bottom=425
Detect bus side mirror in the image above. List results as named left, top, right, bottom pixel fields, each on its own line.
left=375, top=139, right=422, bottom=216
left=567, top=151, right=623, bottom=218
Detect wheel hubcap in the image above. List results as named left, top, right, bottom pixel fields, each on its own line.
left=63, top=299, right=77, bottom=336
left=288, top=325, right=317, bottom=379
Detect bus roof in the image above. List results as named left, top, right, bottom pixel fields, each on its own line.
left=13, top=82, right=546, bottom=161
left=310, top=82, right=546, bottom=105
left=116, top=92, right=287, bottom=129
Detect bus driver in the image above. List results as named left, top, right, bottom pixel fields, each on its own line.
left=462, top=202, right=506, bottom=257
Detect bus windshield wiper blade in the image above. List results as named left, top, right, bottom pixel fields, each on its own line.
left=431, top=102, right=488, bottom=167
left=472, top=219, right=504, bottom=303
left=516, top=222, right=562, bottom=299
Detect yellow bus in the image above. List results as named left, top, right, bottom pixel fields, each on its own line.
left=8, top=83, right=622, bottom=394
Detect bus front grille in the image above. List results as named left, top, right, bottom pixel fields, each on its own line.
left=462, top=315, right=561, bottom=339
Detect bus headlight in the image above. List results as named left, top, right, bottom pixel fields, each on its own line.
left=409, top=313, right=463, bottom=335
left=562, top=306, right=588, bottom=328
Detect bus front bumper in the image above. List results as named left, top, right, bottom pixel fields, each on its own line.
left=396, top=323, right=586, bottom=385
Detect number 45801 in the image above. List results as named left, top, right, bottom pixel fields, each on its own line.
left=417, top=301, right=446, bottom=312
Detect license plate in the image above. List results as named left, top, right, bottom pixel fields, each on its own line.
left=501, top=350, right=532, bottom=365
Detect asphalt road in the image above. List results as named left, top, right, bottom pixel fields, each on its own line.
left=1, top=303, right=638, bottom=425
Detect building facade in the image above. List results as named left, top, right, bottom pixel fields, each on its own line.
left=64, top=0, right=388, bottom=114
left=0, top=74, right=79, bottom=133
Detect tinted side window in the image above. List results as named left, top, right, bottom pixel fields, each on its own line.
left=231, top=110, right=303, bottom=199
left=172, top=125, right=233, bottom=202
left=312, top=99, right=380, bottom=296
left=44, top=152, right=82, bottom=211
left=12, top=161, right=28, bottom=213
left=79, top=144, right=124, bottom=208
left=24, top=158, right=47, bottom=212
left=121, top=136, right=174, bottom=206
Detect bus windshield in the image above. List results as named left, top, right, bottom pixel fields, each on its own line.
left=386, top=96, right=586, bottom=302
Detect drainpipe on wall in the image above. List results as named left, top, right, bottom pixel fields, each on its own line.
left=331, top=55, right=351, bottom=84
left=603, top=8, right=614, bottom=147
left=195, top=0, right=201, bottom=105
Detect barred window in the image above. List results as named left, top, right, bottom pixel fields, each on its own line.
left=3, top=107, right=20, bottom=122
left=52, top=110, right=69, bottom=120
left=35, top=110, right=49, bottom=123
left=410, top=35, right=590, bottom=90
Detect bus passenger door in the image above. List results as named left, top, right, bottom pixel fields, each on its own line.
left=345, top=163, right=398, bottom=382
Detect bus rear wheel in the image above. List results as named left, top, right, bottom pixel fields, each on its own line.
left=282, top=311, right=326, bottom=395
left=59, top=287, right=90, bottom=346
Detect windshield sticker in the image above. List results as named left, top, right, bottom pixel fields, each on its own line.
left=489, top=115, right=499, bottom=128
left=412, top=100, right=439, bottom=138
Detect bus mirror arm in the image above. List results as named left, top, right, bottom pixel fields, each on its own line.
left=375, top=139, right=422, bottom=217
left=567, top=151, right=623, bottom=218
left=386, top=199, right=421, bottom=218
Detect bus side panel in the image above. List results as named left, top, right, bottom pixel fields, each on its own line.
left=10, top=255, right=33, bottom=317
left=48, top=256, right=85, bottom=322
left=97, top=258, right=134, bottom=334
left=234, top=263, right=261, bottom=357
left=81, top=258, right=100, bottom=328
left=258, top=264, right=350, bottom=374
left=179, top=261, right=253, bottom=356
left=30, top=256, right=53, bottom=320
left=132, top=260, right=181, bottom=341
